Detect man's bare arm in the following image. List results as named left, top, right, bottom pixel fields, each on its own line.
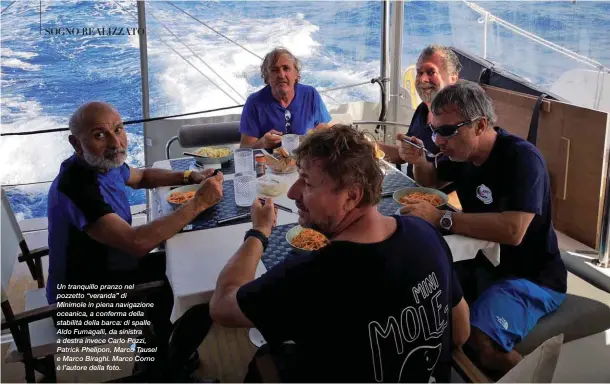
left=127, top=167, right=187, bottom=190
left=240, top=131, right=283, bottom=149
left=450, top=211, right=535, bottom=246
left=211, top=199, right=276, bottom=327
left=377, top=142, right=404, bottom=164
left=87, top=174, right=224, bottom=257
left=412, top=160, right=441, bottom=188
left=452, top=298, right=470, bottom=348
left=86, top=199, right=212, bottom=257
left=210, top=236, right=263, bottom=328
left=240, top=133, right=260, bottom=148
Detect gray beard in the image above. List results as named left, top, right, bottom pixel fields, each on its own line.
left=82, top=149, right=126, bottom=170
left=416, top=86, right=440, bottom=104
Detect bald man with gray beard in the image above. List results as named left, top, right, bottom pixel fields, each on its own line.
left=47, top=101, right=223, bottom=380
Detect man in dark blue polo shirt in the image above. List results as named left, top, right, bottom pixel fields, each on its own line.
left=210, top=125, right=471, bottom=382
left=378, top=45, right=460, bottom=178
left=397, top=81, right=567, bottom=377
left=47, top=101, right=224, bottom=380
left=239, top=47, right=331, bottom=149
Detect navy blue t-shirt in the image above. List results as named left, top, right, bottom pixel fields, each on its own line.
left=239, top=83, right=331, bottom=138
left=405, top=103, right=440, bottom=178
left=237, top=215, right=463, bottom=382
left=46, top=155, right=136, bottom=304
left=436, top=128, right=567, bottom=293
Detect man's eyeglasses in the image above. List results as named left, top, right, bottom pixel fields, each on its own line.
left=285, top=110, right=292, bottom=134
left=429, top=117, right=482, bottom=140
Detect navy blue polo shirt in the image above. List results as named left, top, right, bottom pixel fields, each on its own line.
left=239, top=83, right=331, bottom=138
left=436, top=128, right=567, bottom=293
left=406, top=102, right=440, bottom=178
left=237, top=215, right=463, bottom=382
left=46, top=155, right=136, bottom=304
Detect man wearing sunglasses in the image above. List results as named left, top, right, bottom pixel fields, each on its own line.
left=397, top=81, right=567, bottom=377
left=378, top=45, right=460, bottom=177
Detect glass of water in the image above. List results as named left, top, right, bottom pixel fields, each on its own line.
left=233, top=171, right=257, bottom=207
left=234, top=148, right=254, bottom=174
left=281, top=134, right=300, bottom=155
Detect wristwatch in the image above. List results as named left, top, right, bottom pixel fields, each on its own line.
left=440, top=211, right=453, bottom=232
left=244, top=229, right=269, bottom=251
left=183, top=170, right=192, bottom=184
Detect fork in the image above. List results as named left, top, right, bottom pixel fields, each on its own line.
left=401, top=137, right=436, bottom=158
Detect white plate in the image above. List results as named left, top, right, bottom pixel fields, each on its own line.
left=165, top=184, right=201, bottom=209
left=392, top=187, right=448, bottom=208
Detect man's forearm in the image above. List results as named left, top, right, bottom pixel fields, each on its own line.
left=451, top=212, right=521, bottom=245
left=413, top=160, right=438, bottom=187
left=377, top=142, right=404, bottom=164
left=215, top=237, right=264, bottom=295
left=137, top=168, right=185, bottom=189
left=130, top=200, right=207, bottom=255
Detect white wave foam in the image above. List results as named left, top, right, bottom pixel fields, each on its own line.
left=1, top=58, right=41, bottom=71
left=148, top=10, right=350, bottom=118
left=1, top=48, right=38, bottom=59
left=0, top=95, right=71, bottom=185
left=0, top=123, right=72, bottom=185
left=126, top=131, right=144, bottom=168
left=0, top=125, right=145, bottom=186
left=0, top=96, right=46, bottom=130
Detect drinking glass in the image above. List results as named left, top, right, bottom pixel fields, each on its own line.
left=234, top=148, right=254, bottom=173
left=281, top=134, right=300, bottom=155
left=233, top=171, right=257, bottom=207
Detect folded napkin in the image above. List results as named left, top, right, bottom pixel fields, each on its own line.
left=443, top=234, right=501, bottom=266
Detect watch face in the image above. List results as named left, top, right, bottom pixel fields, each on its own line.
left=441, top=217, right=451, bottom=229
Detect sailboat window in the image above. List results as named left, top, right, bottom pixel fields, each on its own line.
left=401, top=1, right=609, bottom=113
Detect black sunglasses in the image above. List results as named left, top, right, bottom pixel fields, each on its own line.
left=428, top=117, right=482, bottom=139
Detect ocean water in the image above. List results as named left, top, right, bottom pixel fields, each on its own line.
left=1, top=1, right=609, bottom=219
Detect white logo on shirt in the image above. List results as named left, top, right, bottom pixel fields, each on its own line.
left=476, top=184, right=493, bottom=205
left=496, top=316, right=509, bottom=330
left=368, top=273, right=446, bottom=382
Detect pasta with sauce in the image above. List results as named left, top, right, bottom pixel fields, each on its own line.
left=167, top=191, right=196, bottom=204
left=399, top=192, right=443, bottom=207
left=291, top=228, right=329, bottom=251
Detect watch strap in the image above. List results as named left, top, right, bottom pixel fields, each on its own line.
left=244, top=229, right=269, bottom=251
left=183, top=170, right=192, bottom=184
left=440, top=211, right=453, bottom=232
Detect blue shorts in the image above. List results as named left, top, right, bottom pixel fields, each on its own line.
left=470, top=278, right=566, bottom=352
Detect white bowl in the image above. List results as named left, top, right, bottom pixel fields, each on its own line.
left=392, top=187, right=448, bottom=208
left=257, top=175, right=288, bottom=197
left=192, top=146, right=234, bottom=164
left=285, top=225, right=329, bottom=255
left=165, top=184, right=201, bottom=209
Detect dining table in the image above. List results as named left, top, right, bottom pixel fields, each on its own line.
left=150, top=152, right=500, bottom=321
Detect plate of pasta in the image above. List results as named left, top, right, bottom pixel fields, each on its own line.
left=393, top=187, right=448, bottom=208
left=192, top=146, right=233, bottom=164
left=285, top=225, right=329, bottom=254
left=165, top=184, right=221, bottom=210
left=166, top=185, right=200, bottom=208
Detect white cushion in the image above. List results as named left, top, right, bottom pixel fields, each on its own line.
left=498, top=333, right=564, bottom=383
left=552, top=329, right=610, bottom=382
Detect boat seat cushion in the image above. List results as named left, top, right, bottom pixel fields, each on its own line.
left=499, top=333, right=563, bottom=383
left=514, top=272, right=610, bottom=355
left=552, top=329, right=610, bottom=382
